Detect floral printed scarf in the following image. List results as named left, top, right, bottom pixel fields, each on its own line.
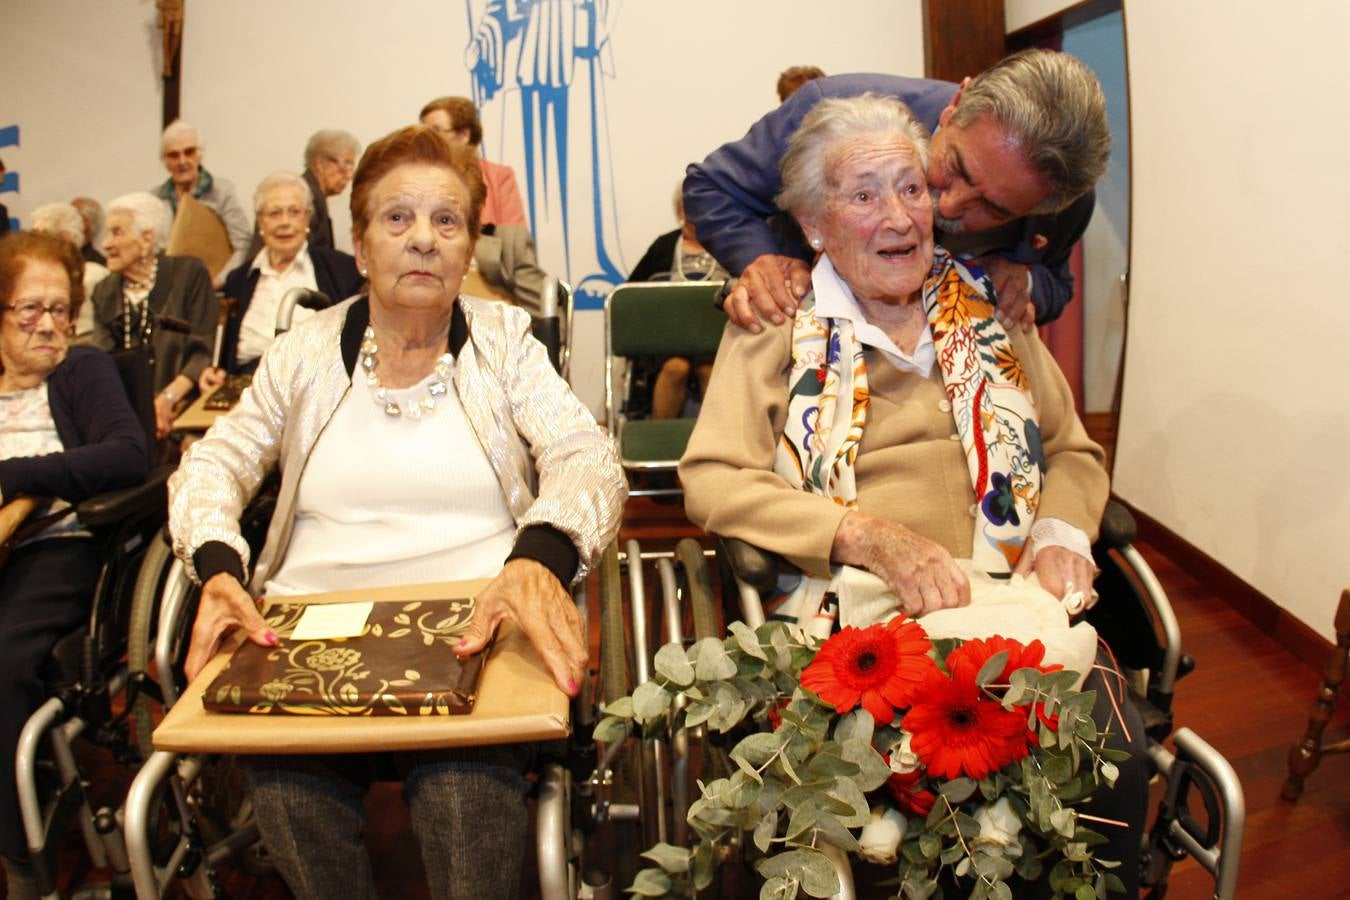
left=773, top=248, right=1042, bottom=625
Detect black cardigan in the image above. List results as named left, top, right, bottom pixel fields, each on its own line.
left=218, top=246, right=363, bottom=373
left=0, top=346, right=149, bottom=503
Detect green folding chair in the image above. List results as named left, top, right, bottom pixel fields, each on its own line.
left=604, top=281, right=727, bottom=497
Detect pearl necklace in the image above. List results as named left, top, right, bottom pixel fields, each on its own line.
left=359, top=326, right=453, bottom=419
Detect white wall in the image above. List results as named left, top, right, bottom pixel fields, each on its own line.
left=0, top=1, right=166, bottom=237
left=1005, top=0, right=1076, bottom=33
left=176, top=0, right=924, bottom=414
left=1115, top=1, right=1350, bottom=641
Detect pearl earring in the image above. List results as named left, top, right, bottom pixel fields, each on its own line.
left=809, top=237, right=822, bottom=250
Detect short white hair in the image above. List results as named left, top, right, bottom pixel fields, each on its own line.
left=776, top=93, right=930, bottom=224
left=107, top=192, right=171, bottom=252
left=253, top=171, right=315, bottom=217
left=161, top=119, right=201, bottom=154
left=304, top=129, right=360, bottom=170
left=30, top=202, right=86, bottom=246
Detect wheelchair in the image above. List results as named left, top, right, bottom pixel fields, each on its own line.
left=8, top=348, right=177, bottom=899
left=602, top=500, right=1246, bottom=900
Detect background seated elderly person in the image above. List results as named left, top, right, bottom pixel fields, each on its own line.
left=154, top=120, right=253, bottom=285
left=71, top=197, right=107, bottom=266
left=244, top=130, right=362, bottom=260
left=169, top=125, right=625, bottom=900
left=420, top=95, right=527, bottom=229
left=90, top=192, right=215, bottom=439
left=0, top=231, right=148, bottom=898
left=200, top=171, right=363, bottom=392
left=28, top=202, right=109, bottom=342
left=678, top=95, right=1146, bottom=895
left=626, top=184, right=729, bottom=419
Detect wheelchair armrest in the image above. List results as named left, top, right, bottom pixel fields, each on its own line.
left=716, top=536, right=781, bottom=594
left=1098, top=500, right=1137, bottom=550
left=75, top=465, right=172, bottom=527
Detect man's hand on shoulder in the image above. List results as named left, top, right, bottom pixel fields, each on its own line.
left=725, top=254, right=811, bottom=333
left=974, top=255, right=1037, bottom=331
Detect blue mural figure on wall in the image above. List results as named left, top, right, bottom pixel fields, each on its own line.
left=465, top=0, right=624, bottom=310
left=0, top=125, right=19, bottom=232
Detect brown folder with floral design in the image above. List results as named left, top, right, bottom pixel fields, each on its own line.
left=203, top=598, right=490, bottom=716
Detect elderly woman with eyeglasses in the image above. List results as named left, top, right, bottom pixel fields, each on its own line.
left=89, top=192, right=216, bottom=439
left=198, top=171, right=363, bottom=394
left=0, top=231, right=148, bottom=897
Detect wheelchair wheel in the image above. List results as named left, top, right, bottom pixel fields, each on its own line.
left=675, top=538, right=719, bottom=641
left=599, top=541, right=630, bottom=707
left=127, top=527, right=179, bottom=759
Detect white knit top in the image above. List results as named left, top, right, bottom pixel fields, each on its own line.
left=263, top=364, right=516, bottom=597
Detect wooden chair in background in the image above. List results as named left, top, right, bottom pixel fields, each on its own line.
left=1282, top=588, right=1350, bottom=800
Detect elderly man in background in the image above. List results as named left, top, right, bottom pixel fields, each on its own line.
left=684, top=49, right=1109, bottom=332
left=153, top=120, right=252, bottom=285
left=71, top=197, right=106, bottom=266
left=301, top=129, right=360, bottom=250
left=29, top=202, right=110, bottom=341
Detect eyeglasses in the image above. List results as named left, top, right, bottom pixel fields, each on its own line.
left=326, top=156, right=356, bottom=174
left=4, top=301, right=72, bottom=327
left=164, top=147, right=199, bottom=162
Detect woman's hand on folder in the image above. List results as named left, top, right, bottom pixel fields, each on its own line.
left=454, top=559, right=587, bottom=697
left=185, top=572, right=278, bottom=682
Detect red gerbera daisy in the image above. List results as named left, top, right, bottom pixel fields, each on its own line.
left=903, top=670, right=1034, bottom=780
left=886, top=769, right=937, bottom=818
left=801, top=616, right=937, bottom=726
left=944, top=635, right=1061, bottom=686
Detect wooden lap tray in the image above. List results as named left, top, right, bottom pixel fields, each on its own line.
left=173, top=391, right=226, bottom=432
left=152, top=579, right=570, bottom=754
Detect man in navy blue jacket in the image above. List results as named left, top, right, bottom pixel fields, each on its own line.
left=683, top=50, right=1109, bottom=331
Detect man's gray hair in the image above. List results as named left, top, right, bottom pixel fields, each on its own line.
left=30, top=203, right=86, bottom=247
left=161, top=119, right=201, bottom=154
left=304, top=129, right=361, bottom=170
left=951, top=49, right=1109, bottom=213
left=253, top=171, right=315, bottom=217
left=71, top=197, right=104, bottom=246
left=107, top=192, right=171, bottom=251
left=776, top=93, right=930, bottom=222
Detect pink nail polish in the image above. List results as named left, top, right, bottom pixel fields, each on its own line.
left=454, top=639, right=468, bottom=651
left=566, top=678, right=578, bottom=696
left=266, top=630, right=278, bottom=645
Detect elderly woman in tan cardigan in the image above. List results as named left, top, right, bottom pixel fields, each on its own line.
left=679, top=93, right=1147, bottom=895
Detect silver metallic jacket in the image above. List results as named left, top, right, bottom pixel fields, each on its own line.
left=169, top=295, right=626, bottom=591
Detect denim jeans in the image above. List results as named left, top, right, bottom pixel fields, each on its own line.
left=245, top=743, right=535, bottom=899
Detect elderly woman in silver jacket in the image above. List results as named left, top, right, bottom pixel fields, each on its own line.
left=168, top=125, right=625, bottom=900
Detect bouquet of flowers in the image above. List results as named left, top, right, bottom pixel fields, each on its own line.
left=593, top=615, right=1130, bottom=900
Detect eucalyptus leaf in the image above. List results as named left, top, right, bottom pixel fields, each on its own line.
left=731, top=620, right=770, bottom=660
left=694, top=637, right=738, bottom=680
left=640, top=842, right=691, bottom=874
left=991, top=881, right=1013, bottom=900
left=734, top=731, right=784, bottom=768
left=626, top=867, right=672, bottom=897
left=834, top=708, right=875, bottom=744
left=1076, top=884, right=1097, bottom=900
left=918, top=831, right=940, bottom=859
left=759, top=875, right=797, bottom=900
left=684, top=699, right=716, bottom=729
left=603, top=696, right=634, bottom=718
left=1100, top=760, right=1119, bottom=786
left=825, top=775, right=872, bottom=827
left=939, top=777, right=977, bottom=804
left=783, top=800, right=819, bottom=841
left=692, top=840, right=717, bottom=891
left=708, top=681, right=749, bottom=732
left=593, top=715, right=628, bottom=743
left=632, top=680, right=674, bottom=724
left=757, top=848, right=840, bottom=899
left=812, top=809, right=862, bottom=852
left=975, top=650, right=1010, bottom=687
left=755, top=808, right=779, bottom=852
left=1049, top=807, right=1076, bottom=838
left=839, top=738, right=893, bottom=791
left=654, top=643, right=696, bottom=686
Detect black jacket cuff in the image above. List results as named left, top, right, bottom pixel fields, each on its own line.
left=506, top=524, right=579, bottom=587
left=194, top=540, right=247, bottom=585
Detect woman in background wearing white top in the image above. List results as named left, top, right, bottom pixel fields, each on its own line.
left=199, top=171, right=363, bottom=391
left=167, top=126, right=625, bottom=900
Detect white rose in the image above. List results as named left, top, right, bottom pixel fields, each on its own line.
left=857, top=806, right=907, bottom=865
left=973, top=797, right=1023, bottom=855
left=888, top=731, right=921, bottom=775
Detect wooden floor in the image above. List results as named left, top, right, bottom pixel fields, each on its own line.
left=21, top=500, right=1350, bottom=899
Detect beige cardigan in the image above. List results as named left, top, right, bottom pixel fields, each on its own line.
left=678, top=315, right=1108, bottom=577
